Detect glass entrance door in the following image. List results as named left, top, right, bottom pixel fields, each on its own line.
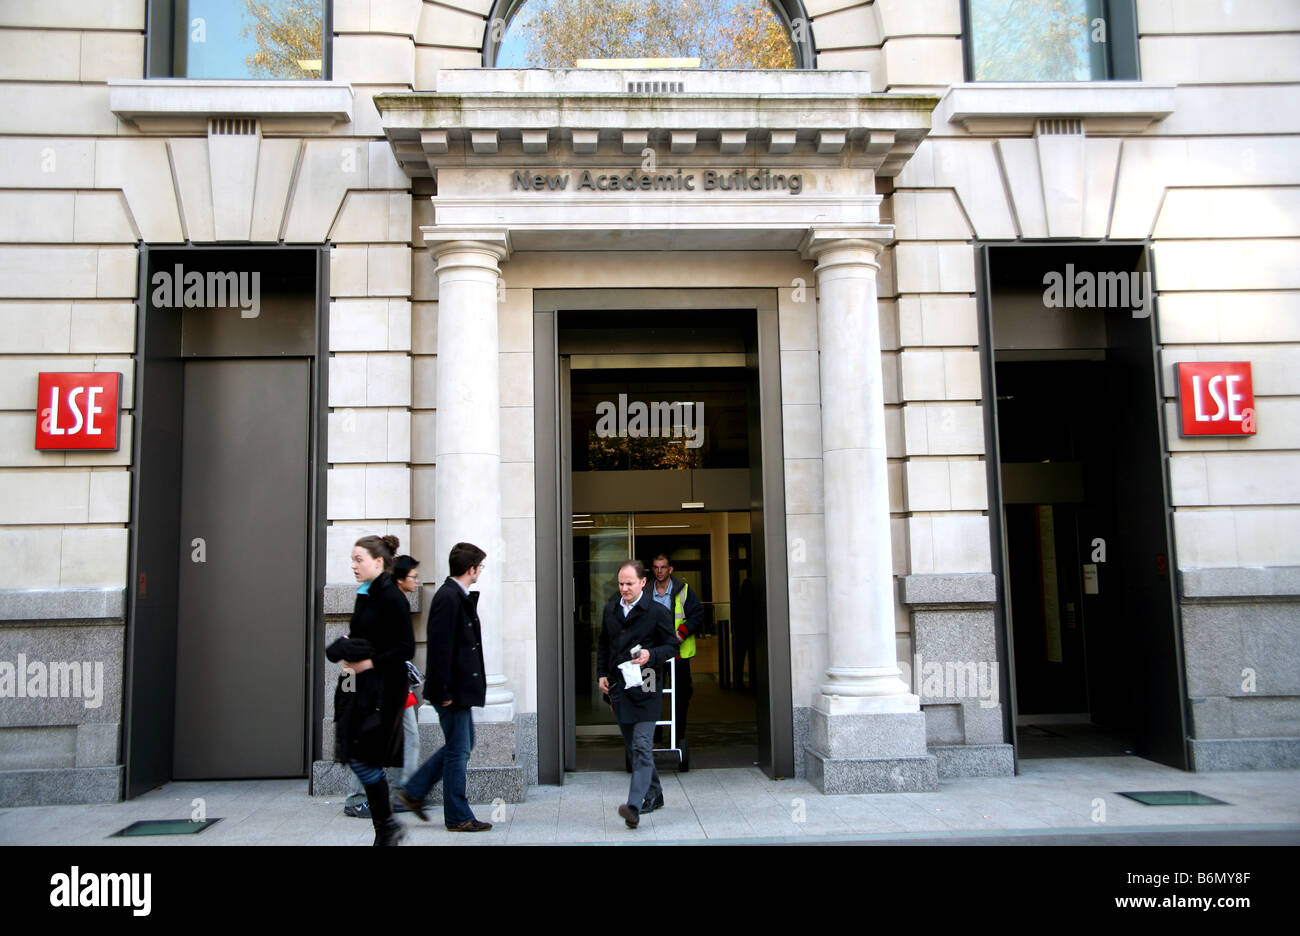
left=569, top=508, right=760, bottom=769
left=572, top=513, right=632, bottom=734
left=539, top=300, right=794, bottom=782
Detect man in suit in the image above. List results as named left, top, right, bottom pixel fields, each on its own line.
left=597, top=559, right=678, bottom=829
left=398, top=542, right=492, bottom=832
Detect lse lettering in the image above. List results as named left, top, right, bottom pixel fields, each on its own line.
left=1190, top=374, right=1247, bottom=424
left=44, top=385, right=107, bottom=437
left=1176, top=362, right=1257, bottom=437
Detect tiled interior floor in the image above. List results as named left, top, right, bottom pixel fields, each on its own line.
left=1016, top=722, right=1136, bottom=758
left=2, top=756, right=1298, bottom=845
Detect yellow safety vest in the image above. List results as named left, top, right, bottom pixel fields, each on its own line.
left=674, top=581, right=696, bottom=660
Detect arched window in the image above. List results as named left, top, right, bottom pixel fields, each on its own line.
left=485, top=0, right=814, bottom=70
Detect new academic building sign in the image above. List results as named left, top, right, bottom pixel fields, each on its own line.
left=512, top=168, right=806, bottom=194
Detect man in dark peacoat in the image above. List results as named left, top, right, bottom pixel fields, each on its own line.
left=397, top=542, right=492, bottom=832
left=423, top=579, right=486, bottom=710
left=597, top=559, right=678, bottom=828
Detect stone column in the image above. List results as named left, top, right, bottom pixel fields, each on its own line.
left=427, top=231, right=515, bottom=724
left=800, top=227, right=936, bottom=792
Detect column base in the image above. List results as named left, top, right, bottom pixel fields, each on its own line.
left=476, top=696, right=515, bottom=722
left=815, top=690, right=921, bottom=715
left=806, top=707, right=938, bottom=793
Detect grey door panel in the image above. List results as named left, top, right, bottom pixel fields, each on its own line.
left=173, top=358, right=309, bottom=779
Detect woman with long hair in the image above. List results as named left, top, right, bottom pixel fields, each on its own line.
left=327, top=534, right=415, bottom=845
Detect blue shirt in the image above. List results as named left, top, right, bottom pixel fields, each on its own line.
left=650, top=579, right=673, bottom=613
left=357, top=580, right=371, bottom=595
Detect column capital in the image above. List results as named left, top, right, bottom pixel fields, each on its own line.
left=799, top=224, right=894, bottom=263
left=421, top=227, right=512, bottom=266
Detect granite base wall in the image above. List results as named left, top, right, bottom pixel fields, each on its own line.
left=900, top=574, right=1015, bottom=778
left=793, top=705, right=810, bottom=779
left=1180, top=567, right=1300, bottom=772
left=0, top=591, right=127, bottom=806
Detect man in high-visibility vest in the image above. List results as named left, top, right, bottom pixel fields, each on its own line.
left=648, top=553, right=704, bottom=783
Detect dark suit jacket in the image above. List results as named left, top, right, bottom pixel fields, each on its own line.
left=423, top=577, right=487, bottom=708
left=597, top=587, right=677, bottom=724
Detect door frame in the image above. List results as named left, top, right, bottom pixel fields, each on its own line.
left=976, top=240, right=1190, bottom=769
left=532, top=288, right=793, bottom=784
left=123, top=245, right=328, bottom=796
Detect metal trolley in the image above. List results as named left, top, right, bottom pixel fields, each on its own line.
left=625, top=656, right=689, bottom=772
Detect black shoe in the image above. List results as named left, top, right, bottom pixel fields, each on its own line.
left=446, top=819, right=493, bottom=832
left=618, top=803, right=640, bottom=828
left=373, top=818, right=405, bottom=846
left=396, top=791, right=429, bottom=822
left=639, top=792, right=664, bottom=814
left=343, top=802, right=371, bottom=819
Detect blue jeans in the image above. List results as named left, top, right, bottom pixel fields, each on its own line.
left=347, top=705, right=420, bottom=805
left=403, top=705, right=476, bottom=826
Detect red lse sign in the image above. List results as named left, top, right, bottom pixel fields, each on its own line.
left=1176, top=362, right=1256, bottom=436
left=35, top=372, right=121, bottom=451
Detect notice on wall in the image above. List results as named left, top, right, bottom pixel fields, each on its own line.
left=1082, top=563, right=1099, bottom=595
left=1036, top=505, right=1063, bottom=664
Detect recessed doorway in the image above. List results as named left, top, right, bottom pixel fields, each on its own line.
left=982, top=244, right=1188, bottom=767
left=532, top=291, right=793, bottom=784
left=571, top=510, right=758, bottom=770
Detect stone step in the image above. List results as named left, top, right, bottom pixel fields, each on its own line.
left=311, top=760, right=527, bottom=804
left=931, top=744, right=1015, bottom=779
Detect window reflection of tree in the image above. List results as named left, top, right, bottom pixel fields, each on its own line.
left=507, top=0, right=796, bottom=69
left=587, top=434, right=701, bottom=471
left=243, top=0, right=323, bottom=78
left=971, top=0, right=1094, bottom=81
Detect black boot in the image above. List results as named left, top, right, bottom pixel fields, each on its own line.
left=364, top=779, right=404, bottom=846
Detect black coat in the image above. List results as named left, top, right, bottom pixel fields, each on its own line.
left=423, top=577, right=487, bottom=709
left=332, top=572, right=414, bottom=768
left=597, top=587, right=677, bottom=724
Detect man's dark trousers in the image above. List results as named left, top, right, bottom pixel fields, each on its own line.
left=402, top=705, right=474, bottom=826
left=620, top=720, right=662, bottom=809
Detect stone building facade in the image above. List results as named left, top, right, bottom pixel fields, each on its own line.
left=0, top=0, right=1296, bottom=805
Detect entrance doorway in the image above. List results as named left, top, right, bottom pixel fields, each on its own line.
left=983, top=244, right=1188, bottom=767
left=566, top=351, right=759, bottom=771
left=124, top=247, right=325, bottom=794
left=571, top=511, right=758, bottom=770
left=533, top=291, right=793, bottom=784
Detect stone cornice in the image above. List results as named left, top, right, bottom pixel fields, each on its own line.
left=936, top=81, right=1177, bottom=136
left=376, top=69, right=938, bottom=179
left=108, top=79, right=354, bottom=133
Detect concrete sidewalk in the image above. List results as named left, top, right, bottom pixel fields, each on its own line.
left=1, top=756, right=1297, bottom=845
